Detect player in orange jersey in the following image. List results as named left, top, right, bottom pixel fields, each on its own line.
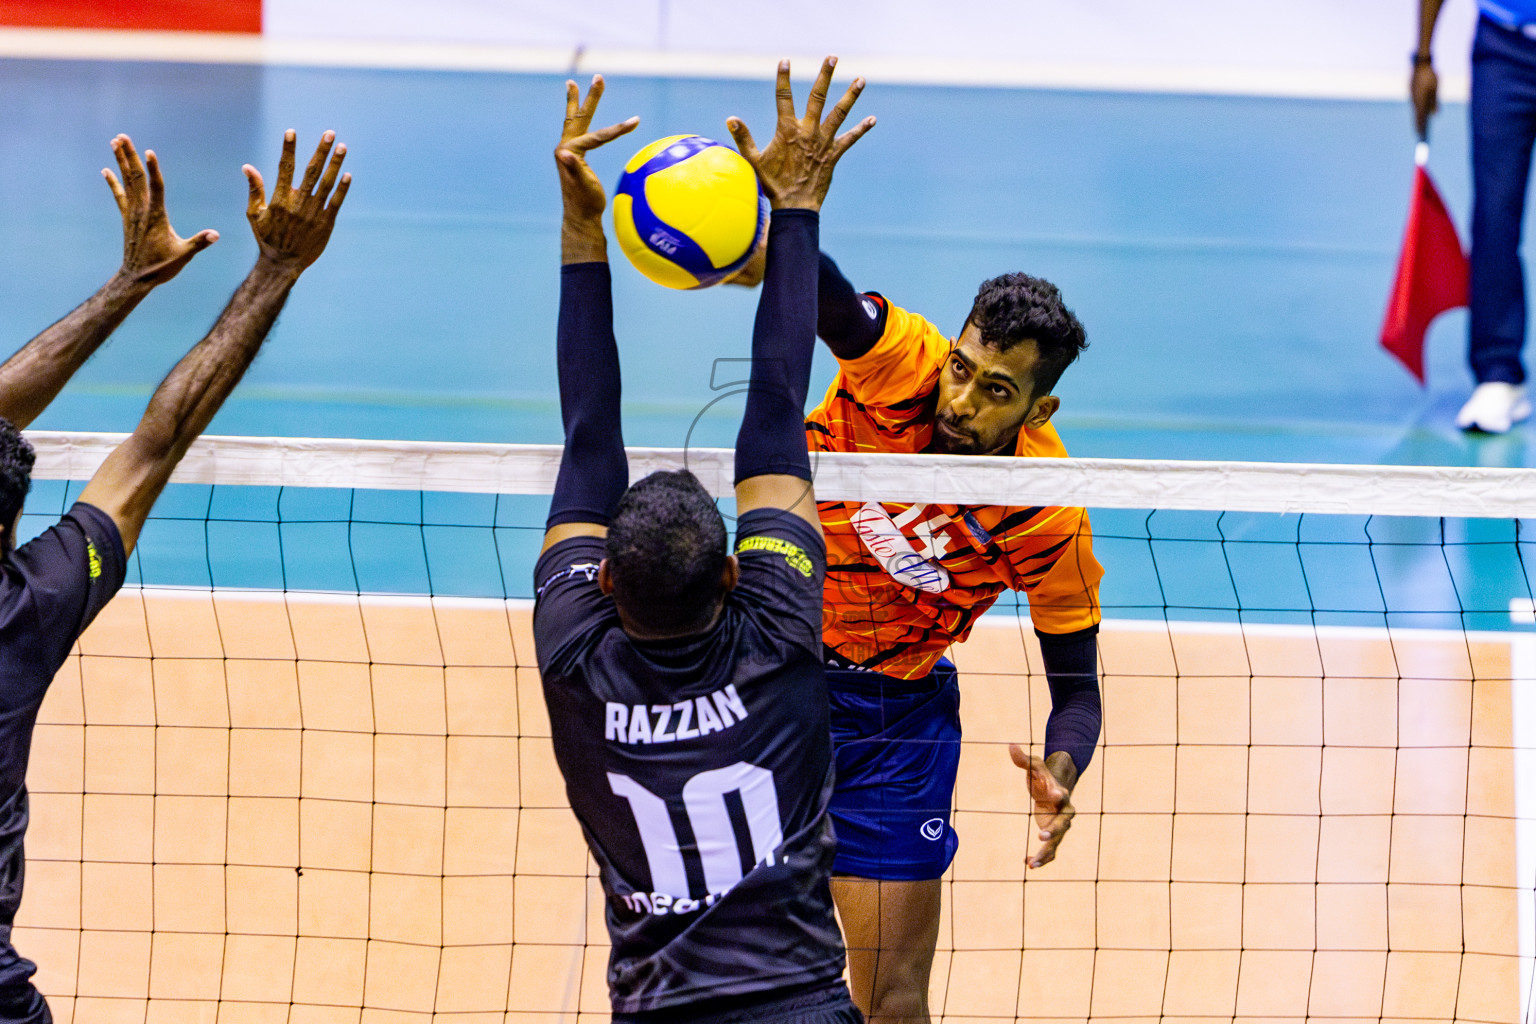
left=806, top=258, right=1103, bottom=1024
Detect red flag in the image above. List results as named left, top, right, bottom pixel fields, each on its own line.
left=1380, top=153, right=1469, bottom=383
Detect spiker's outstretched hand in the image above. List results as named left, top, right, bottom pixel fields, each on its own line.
left=103, top=134, right=218, bottom=287
left=726, top=56, right=875, bottom=212
left=556, top=76, right=639, bottom=224
left=243, top=130, right=350, bottom=274
left=1010, top=743, right=1076, bottom=869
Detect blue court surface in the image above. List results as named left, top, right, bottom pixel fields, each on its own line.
left=6, top=57, right=1535, bottom=620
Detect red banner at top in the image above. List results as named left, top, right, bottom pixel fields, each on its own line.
left=0, top=0, right=261, bottom=33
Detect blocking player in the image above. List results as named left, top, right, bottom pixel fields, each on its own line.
left=0, top=136, right=219, bottom=436
left=808, top=258, right=1105, bottom=1023
left=532, top=62, right=872, bottom=1021
left=0, top=130, right=349, bottom=1023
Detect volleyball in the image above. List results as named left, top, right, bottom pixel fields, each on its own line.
left=612, top=134, right=768, bottom=289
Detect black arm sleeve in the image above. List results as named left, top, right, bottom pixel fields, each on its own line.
left=734, top=209, right=819, bottom=485
left=1037, top=625, right=1101, bottom=774
left=818, top=251, right=885, bottom=360
left=546, top=262, right=628, bottom=528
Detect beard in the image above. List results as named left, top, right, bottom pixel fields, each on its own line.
left=930, top=417, right=988, bottom=455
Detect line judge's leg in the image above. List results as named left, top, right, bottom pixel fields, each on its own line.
left=1469, top=18, right=1536, bottom=386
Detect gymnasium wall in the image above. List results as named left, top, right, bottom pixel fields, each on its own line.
left=262, top=0, right=1484, bottom=81
left=0, top=0, right=1485, bottom=93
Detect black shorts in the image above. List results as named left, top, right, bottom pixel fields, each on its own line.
left=0, top=930, right=49, bottom=1024
left=613, top=980, right=862, bottom=1024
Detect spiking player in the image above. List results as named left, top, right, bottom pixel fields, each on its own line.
left=728, top=206, right=1105, bottom=1021
left=532, top=61, right=874, bottom=1021
left=808, top=258, right=1104, bottom=1021
left=0, top=130, right=348, bottom=1024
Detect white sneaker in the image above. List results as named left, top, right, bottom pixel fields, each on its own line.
left=1456, top=382, right=1532, bottom=433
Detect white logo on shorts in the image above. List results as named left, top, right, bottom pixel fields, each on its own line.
left=920, top=818, right=945, bottom=841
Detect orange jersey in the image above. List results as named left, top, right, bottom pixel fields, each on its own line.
left=805, top=299, right=1104, bottom=679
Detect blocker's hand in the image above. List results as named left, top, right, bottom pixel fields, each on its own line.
left=726, top=56, right=875, bottom=212
left=1010, top=743, right=1076, bottom=869
left=243, top=130, right=351, bottom=273
left=104, top=134, right=218, bottom=287
left=556, top=75, right=639, bottom=224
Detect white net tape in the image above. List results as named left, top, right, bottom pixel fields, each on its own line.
left=26, top=430, right=1536, bottom=517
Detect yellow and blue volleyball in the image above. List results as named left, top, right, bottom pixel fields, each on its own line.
left=613, top=135, right=768, bottom=290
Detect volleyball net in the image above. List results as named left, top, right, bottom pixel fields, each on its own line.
left=15, top=432, right=1536, bottom=1024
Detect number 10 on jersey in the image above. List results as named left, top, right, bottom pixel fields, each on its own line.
left=608, top=761, right=783, bottom=914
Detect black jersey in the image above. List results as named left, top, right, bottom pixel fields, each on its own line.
left=533, top=509, right=844, bottom=1014
left=0, top=504, right=125, bottom=999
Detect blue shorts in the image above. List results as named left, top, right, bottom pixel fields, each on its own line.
left=826, top=657, right=961, bottom=881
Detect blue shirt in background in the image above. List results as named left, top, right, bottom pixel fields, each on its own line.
left=1480, top=0, right=1536, bottom=29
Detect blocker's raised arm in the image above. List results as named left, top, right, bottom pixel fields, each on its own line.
left=80, top=131, right=350, bottom=553
left=0, top=135, right=219, bottom=429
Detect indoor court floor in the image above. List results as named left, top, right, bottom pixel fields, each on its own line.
left=10, top=593, right=1526, bottom=1023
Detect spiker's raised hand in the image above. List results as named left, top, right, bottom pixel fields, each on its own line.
left=104, top=135, right=218, bottom=287
left=243, top=130, right=351, bottom=273
left=726, top=56, right=876, bottom=212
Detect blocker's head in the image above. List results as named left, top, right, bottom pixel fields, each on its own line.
left=600, top=470, right=736, bottom=638
left=929, top=273, right=1087, bottom=456
left=0, top=418, right=35, bottom=557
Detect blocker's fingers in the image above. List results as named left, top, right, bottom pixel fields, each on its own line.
left=565, top=80, right=586, bottom=135
left=274, top=130, right=297, bottom=195
left=115, top=136, right=146, bottom=199
left=569, top=117, right=639, bottom=153
left=582, top=75, right=605, bottom=119
left=188, top=228, right=219, bottom=252
left=1008, top=743, right=1033, bottom=771
left=298, top=131, right=336, bottom=197
left=102, top=169, right=128, bottom=215
left=325, top=173, right=352, bottom=221
left=243, top=165, right=267, bottom=218
left=823, top=78, right=864, bottom=135
left=592, top=116, right=639, bottom=145
left=726, top=118, right=761, bottom=165
left=315, top=143, right=347, bottom=204
left=774, top=59, right=795, bottom=123
left=145, top=151, right=166, bottom=209
left=805, top=55, right=837, bottom=124
left=116, top=135, right=143, bottom=176
left=832, top=115, right=877, bottom=158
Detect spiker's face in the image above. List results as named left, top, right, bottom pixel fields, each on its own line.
left=928, top=324, right=1060, bottom=456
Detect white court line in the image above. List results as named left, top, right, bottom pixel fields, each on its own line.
left=1511, top=599, right=1536, bottom=1024
left=0, top=26, right=1472, bottom=102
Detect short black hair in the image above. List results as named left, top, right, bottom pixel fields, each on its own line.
left=0, top=418, right=35, bottom=553
left=966, top=273, right=1088, bottom=398
left=604, top=470, right=728, bottom=636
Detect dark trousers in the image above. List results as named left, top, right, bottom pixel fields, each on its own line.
left=1470, top=16, right=1536, bottom=384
